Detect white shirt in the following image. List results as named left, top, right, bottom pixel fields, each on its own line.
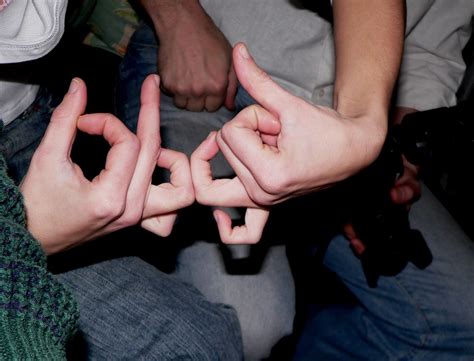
left=0, top=0, right=67, bottom=125
left=202, top=0, right=473, bottom=111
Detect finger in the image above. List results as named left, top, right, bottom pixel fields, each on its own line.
left=141, top=212, right=177, bottom=237
left=219, top=105, right=281, bottom=168
left=174, top=95, right=187, bottom=109
left=216, top=127, right=283, bottom=205
left=390, top=185, right=417, bottom=205
left=190, top=132, right=257, bottom=207
left=343, top=224, right=366, bottom=255
left=343, top=223, right=357, bottom=241
left=233, top=43, right=292, bottom=116
left=205, top=94, right=225, bottom=112
left=77, top=113, right=139, bottom=192
left=261, top=133, right=279, bottom=147
left=186, top=96, right=206, bottom=112
left=143, top=148, right=194, bottom=217
left=39, top=78, right=87, bottom=159
left=124, top=74, right=162, bottom=215
left=224, top=65, right=238, bottom=110
left=350, top=237, right=366, bottom=256
left=213, top=207, right=269, bottom=244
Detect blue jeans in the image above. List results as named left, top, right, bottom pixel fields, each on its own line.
left=293, top=187, right=474, bottom=360
left=0, top=88, right=59, bottom=183
left=117, top=22, right=474, bottom=361
left=57, top=257, right=243, bottom=360
left=1, top=87, right=243, bottom=359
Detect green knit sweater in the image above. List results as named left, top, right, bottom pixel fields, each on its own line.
left=0, top=156, right=79, bottom=359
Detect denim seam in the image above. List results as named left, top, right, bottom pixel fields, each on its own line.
left=390, top=275, right=435, bottom=361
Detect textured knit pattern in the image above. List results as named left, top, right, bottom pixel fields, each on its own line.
left=0, top=157, right=26, bottom=227
left=0, top=156, right=79, bottom=359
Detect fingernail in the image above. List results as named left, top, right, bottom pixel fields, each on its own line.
left=68, top=78, right=79, bottom=94
left=153, top=74, right=160, bottom=88
left=239, top=44, right=250, bottom=59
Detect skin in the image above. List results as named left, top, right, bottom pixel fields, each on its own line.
left=138, top=0, right=237, bottom=112
left=191, top=0, right=406, bottom=244
left=21, top=75, right=194, bottom=255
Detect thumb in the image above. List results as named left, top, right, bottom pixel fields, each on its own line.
left=233, top=43, right=292, bottom=116
left=39, top=78, right=87, bottom=159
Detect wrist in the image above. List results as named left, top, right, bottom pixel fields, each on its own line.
left=145, top=0, right=203, bottom=34
left=349, top=108, right=388, bottom=170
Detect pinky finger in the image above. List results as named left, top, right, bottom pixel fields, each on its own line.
left=141, top=213, right=178, bottom=237
left=213, top=207, right=269, bottom=244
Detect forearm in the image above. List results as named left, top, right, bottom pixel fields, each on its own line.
left=332, top=0, right=405, bottom=123
left=138, top=0, right=206, bottom=34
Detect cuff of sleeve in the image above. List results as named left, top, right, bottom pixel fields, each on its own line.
left=0, top=316, right=68, bottom=360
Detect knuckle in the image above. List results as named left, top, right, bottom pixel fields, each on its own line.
left=118, top=209, right=142, bottom=227
left=127, top=134, right=141, bottom=152
left=257, top=171, right=289, bottom=197
left=160, top=76, right=174, bottom=92
left=51, top=105, right=69, bottom=120
left=194, top=187, right=208, bottom=205
left=179, top=184, right=195, bottom=207
left=246, top=236, right=260, bottom=245
left=208, top=77, right=226, bottom=95
left=159, top=224, right=174, bottom=237
left=173, top=83, right=188, bottom=96
left=190, top=84, right=205, bottom=97
left=92, top=193, right=125, bottom=220
left=220, top=122, right=234, bottom=140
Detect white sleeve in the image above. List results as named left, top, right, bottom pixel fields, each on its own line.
left=0, top=0, right=67, bottom=63
left=396, top=0, right=473, bottom=111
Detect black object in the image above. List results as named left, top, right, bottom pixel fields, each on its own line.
left=395, top=100, right=474, bottom=240
left=290, top=0, right=333, bottom=23
left=393, top=100, right=474, bottom=173
left=348, top=133, right=432, bottom=288
left=350, top=98, right=474, bottom=287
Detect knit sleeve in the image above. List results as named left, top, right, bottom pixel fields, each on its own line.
left=0, top=157, right=79, bottom=359
left=0, top=156, right=26, bottom=226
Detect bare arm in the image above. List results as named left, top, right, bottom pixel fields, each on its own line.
left=137, top=0, right=236, bottom=111
left=333, top=0, right=404, bottom=118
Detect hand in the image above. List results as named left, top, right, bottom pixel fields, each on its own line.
left=191, top=131, right=269, bottom=244
left=199, top=43, right=386, bottom=208
left=191, top=43, right=386, bottom=244
left=21, top=75, right=194, bottom=255
left=155, top=0, right=237, bottom=112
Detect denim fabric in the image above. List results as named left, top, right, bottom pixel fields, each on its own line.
left=116, top=23, right=295, bottom=361
left=0, top=88, right=59, bottom=183
left=57, top=257, right=243, bottom=360
left=118, top=21, right=474, bottom=361
left=294, top=184, right=474, bottom=361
